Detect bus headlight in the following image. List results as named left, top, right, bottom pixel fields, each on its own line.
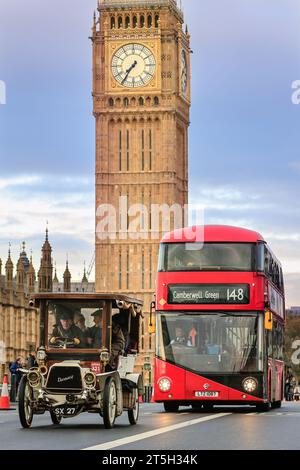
left=242, top=377, right=258, bottom=393
left=158, top=378, right=171, bottom=392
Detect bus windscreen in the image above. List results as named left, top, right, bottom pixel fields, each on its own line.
left=159, top=243, right=254, bottom=272
left=157, top=313, right=263, bottom=374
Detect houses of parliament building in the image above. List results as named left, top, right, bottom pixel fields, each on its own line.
left=0, top=231, right=94, bottom=378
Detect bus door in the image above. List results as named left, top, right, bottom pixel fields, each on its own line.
left=266, top=316, right=284, bottom=402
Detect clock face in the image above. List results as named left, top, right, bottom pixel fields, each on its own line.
left=111, top=44, right=156, bottom=88
left=181, top=49, right=188, bottom=93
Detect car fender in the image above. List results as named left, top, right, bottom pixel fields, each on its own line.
left=125, top=374, right=144, bottom=395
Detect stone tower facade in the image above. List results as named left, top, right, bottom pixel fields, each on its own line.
left=63, top=261, right=72, bottom=293
left=93, top=0, right=191, bottom=363
left=38, top=229, right=53, bottom=293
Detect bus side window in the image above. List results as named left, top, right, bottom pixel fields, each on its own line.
left=279, top=268, right=284, bottom=292
left=264, top=249, right=270, bottom=277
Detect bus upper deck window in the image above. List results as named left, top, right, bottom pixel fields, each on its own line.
left=158, top=244, right=166, bottom=272
left=257, top=242, right=265, bottom=272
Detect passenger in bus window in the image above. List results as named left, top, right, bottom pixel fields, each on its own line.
left=187, top=325, right=197, bottom=347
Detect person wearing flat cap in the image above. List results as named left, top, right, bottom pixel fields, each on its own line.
left=87, top=310, right=102, bottom=348
left=49, top=312, right=84, bottom=348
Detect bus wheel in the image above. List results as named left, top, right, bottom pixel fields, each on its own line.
left=191, top=403, right=203, bottom=411
left=164, top=402, right=179, bottom=413
left=271, top=400, right=281, bottom=409
left=256, top=402, right=270, bottom=412
left=202, top=404, right=214, bottom=412
left=103, top=377, right=117, bottom=429
left=128, top=389, right=139, bottom=425
left=50, top=410, right=62, bottom=425
left=18, top=376, right=34, bottom=429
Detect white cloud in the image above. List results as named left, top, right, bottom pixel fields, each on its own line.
left=0, top=174, right=94, bottom=280
left=0, top=175, right=41, bottom=189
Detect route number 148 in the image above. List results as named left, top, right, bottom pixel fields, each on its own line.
left=227, top=288, right=244, bottom=302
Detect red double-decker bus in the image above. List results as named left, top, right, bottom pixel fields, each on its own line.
left=154, top=225, right=285, bottom=412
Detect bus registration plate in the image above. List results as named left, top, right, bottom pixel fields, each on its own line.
left=195, top=391, right=219, bottom=397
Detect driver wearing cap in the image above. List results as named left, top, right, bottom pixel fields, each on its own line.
left=49, top=312, right=84, bottom=348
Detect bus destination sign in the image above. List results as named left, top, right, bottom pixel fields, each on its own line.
left=168, top=284, right=250, bottom=305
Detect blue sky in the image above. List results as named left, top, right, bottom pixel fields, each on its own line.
left=0, top=0, right=300, bottom=306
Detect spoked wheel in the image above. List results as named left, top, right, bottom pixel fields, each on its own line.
left=18, top=376, right=34, bottom=429
left=50, top=410, right=62, bottom=425
left=128, top=389, right=139, bottom=425
left=163, top=401, right=179, bottom=413
left=103, top=377, right=117, bottom=429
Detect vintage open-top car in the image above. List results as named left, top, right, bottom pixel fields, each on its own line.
left=18, top=293, right=144, bottom=429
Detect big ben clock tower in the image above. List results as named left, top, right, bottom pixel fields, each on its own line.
left=93, top=0, right=191, bottom=361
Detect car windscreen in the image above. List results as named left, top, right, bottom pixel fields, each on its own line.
left=47, top=301, right=104, bottom=350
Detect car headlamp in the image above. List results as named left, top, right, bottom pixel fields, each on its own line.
left=84, top=372, right=96, bottom=387
left=37, top=347, right=46, bottom=362
left=100, top=350, right=110, bottom=364
left=158, top=377, right=171, bottom=392
left=28, top=371, right=40, bottom=387
left=242, top=377, right=258, bottom=393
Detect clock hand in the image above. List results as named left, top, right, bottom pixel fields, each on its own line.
left=122, top=60, right=137, bottom=84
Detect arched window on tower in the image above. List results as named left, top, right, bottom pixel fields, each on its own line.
left=109, top=97, right=114, bottom=107
left=118, top=252, right=122, bottom=289
left=139, top=97, right=144, bottom=106
left=141, top=250, right=145, bottom=289
left=118, top=16, right=123, bottom=28
left=140, top=15, right=145, bottom=28
left=133, top=15, right=137, bottom=28
left=154, top=96, right=159, bottom=106
left=147, top=15, right=152, bottom=28
left=111, top=16, right=115, bottom=29
left=124, top=97, right=129, bottom=107
left=125, top=16, right=130, bottom=28
left=126, top=249, right=130, bottom=289
left=155, top=15, right=159, bottom=28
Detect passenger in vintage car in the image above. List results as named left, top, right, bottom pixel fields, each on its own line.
left=87, top=309, right=102, bottom=348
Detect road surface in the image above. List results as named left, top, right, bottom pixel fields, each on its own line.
left=0, top=402, right=299, bottom=450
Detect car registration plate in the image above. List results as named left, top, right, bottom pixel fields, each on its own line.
left=195, top=391, right=219, bottom=397
left=53, top=406, right=77, bottom=416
